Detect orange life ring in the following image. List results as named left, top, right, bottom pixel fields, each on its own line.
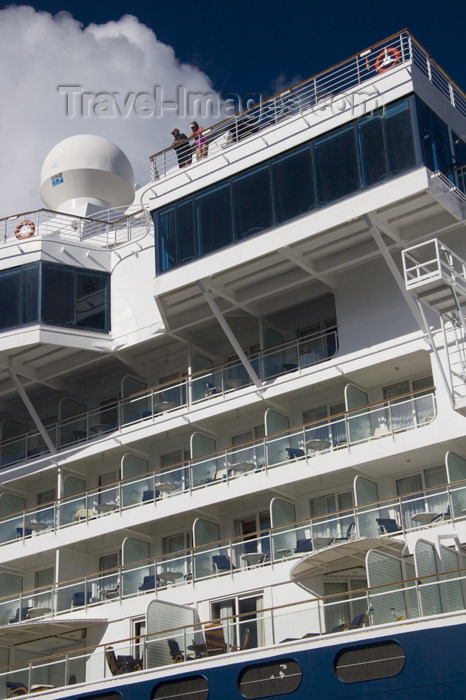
left=14, top=220, right=35, bottom=240
left=375, top=47, right=401, bottom=73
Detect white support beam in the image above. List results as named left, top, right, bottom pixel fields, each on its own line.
left=198, top=280, right=262, bottom=389
left=6, top=367, right=57, bottom=454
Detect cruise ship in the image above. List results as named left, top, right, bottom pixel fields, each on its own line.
left=1, top=30, right=466, bottom=700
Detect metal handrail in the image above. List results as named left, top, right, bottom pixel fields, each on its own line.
left=0, top=386, right=436, bottom=543
left=1, top=567, right=465, bottom=692
left=0, top=206, right=148, bottom=247
left=0, top=326, right=338, bottom=467
left=147, top=31, right=466, bottom=184
left=3, top=427, right=460, bottom=625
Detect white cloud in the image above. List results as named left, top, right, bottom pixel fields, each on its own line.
left=0, top=6, right=219, bottom=218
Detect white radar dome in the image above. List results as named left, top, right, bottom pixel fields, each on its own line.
left=40, top=134, right=135, bottom=217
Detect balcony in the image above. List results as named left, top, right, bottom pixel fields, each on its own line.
left=2, top=469, right=463, bottom=629
left=0, top=326, right=338, bottom=469
left=1, top=559, right=465, bottom=696
left=0, top=387, right=437, bottom=548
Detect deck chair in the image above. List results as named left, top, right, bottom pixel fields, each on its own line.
left=6, top=682, right=28, bottom=697
left=167, top=638, right=193, bottom=663
left=376, top=518, right=401, bottom=534
left=106, top=646, right=142, bottom=675
left=235, top=626, right=250, bottom=651
left=432, top=506, right=451, bottom=522
left=329, top=622, right=347, bottom=633
left=294, top=539, right=313, bottom=553
left=204, top=624, right=228, bottom=656
left=212, top=554, right=235, bottom=574
left=9, top=607, right=31, bottom=623
left=286, top=447, right=305, bottom=460
left=16, top=527, right=32, bottom=538
left=204, top=381, right=220, bottom=396
left=331, top=522, right=355, bottom=543
left=72, top=590, right=92, bottom=607
left=347, top=612, right=367, bottom=629
left=138, top=574, right=158, bottom=592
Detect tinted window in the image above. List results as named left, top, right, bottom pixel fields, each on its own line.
left=42, top=264, right=74, bottom=325
left=238, top=659, right=302, bottom=698
left=233, top=165, right=273, bottom=239
left=0, top=269, right=20, bottom=329
left=385, top=101, right=416, bottom=174
left=0, top=262, right=109, bottom=333
left=76, top=271, right=108, bottom=330
left=334, top=641, right=405, bottom=683
left=273, top=147, right=314, bottom=222
left=358, top=114, right=388, bottom=186
left=21, top=264, right=40, bottom=324
left=314, top=126, right=360, bottom=204
left=196, top=183, right=232, bottom=256
left=417, top=98, right=452, bottom=176
left=157, top=207, right=176, bottom=272
left=152, top=675, right=209, bottom=699
left=177, top=200, right=195, bottom=264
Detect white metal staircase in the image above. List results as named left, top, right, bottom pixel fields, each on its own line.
left=402, top=239, right=466, bottom=411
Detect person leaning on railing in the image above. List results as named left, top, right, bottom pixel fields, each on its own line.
left=190, top=121, right=208, bottom=160
left=170, top=128, right=192, bottom=168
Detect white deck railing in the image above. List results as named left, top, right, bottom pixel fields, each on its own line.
left=148, top=31, right=466, bottom=184
left=2, top=457, right=462, bottom=629
left=0, top=387, right=436, bottom=550
left=0, top=206, right=149, bottom=248
left=1, top=566, right=465, bottom=697
left=0, top=327, right=338, bottom=468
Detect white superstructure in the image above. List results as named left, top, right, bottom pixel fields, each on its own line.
left=0, top=30, right=465, bottom=700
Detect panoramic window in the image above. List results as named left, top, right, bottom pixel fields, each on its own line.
left=334, top=641, right=405, bottom=683
left=0, top=262, right=110, bottom=333
left=155, top=96, right=422, bottom=274
left=238, top=659, right=302, bottom=698
left=272, top=147, right=314, bottom=222
left=233, top=165, right=273, bottom=239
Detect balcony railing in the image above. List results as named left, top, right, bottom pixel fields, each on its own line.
left=148, top=31, right=466, bottom=183
left=0, top=205, right=148, bottom=247
left=0, top=327, right=338, bottom=469
left=0, top=387, right=436, bottom=548
left=2, top=471, right=463, bottom=630
left=1, top=565, right=465, bottom=697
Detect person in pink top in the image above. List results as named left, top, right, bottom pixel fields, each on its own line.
left=190, top=121, right=208, bottom=160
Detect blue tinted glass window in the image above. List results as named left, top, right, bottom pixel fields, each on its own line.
left=358, top=114, right=388, bottom=186
left=153, top=98, right=420, bottom=273
left=272, top=147, right=314, bottom=222
left=314, top=126, right=360, bottom=204
left=76, top=271, right=108, bottom=330
left=177, top=200, right=195, bottom=264
left=417, top=98, right=452, bottom=176
left=196, top=183, right=233, bottom=255
left=233, top=165, right=273, bottom=239
left=42, top=264, right=74, bottom=326
left=384, top=100, right=416, bottom=174
left=156, top=208, right=176, bottom=272
left=0, top=263, right=109, bottom=333
left=0, top=269, right=20, bottom=329
left=21, top=264, right=40, bottom=324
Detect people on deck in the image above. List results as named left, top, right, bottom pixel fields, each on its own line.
left=190, top=121, right=208, bottom=160
left=170, top=128, right=192, bottom=168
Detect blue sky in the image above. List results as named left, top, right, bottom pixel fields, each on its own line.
left=0, top=1, right=465, bottom=216
left=13, top=0, right=466, bottom=96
